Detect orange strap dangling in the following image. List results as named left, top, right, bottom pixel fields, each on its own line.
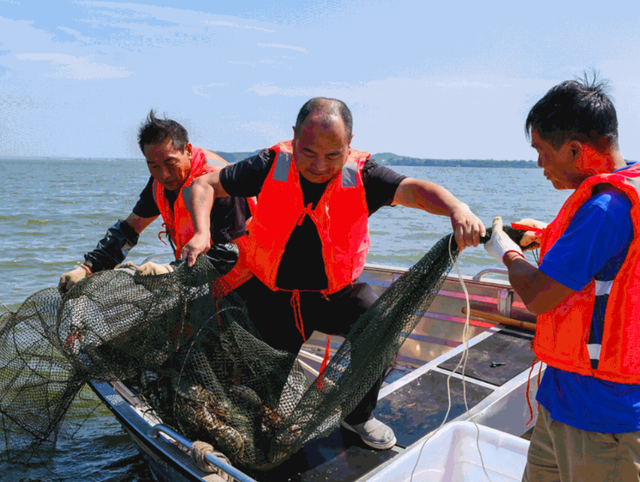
left=316, top=335, right=331, bottom=391
left=525, top=357, right=541, bottom=426
left=290, top=290, right=306, bottom=342
left=157, top=223, right=169, bottom=246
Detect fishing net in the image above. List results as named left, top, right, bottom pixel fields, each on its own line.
left=0, top=227, right=524, bottom=473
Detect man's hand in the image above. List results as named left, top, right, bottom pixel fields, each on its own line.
left=181, top=232, right=211, bottom=267
left=392, top=178, right=485, bottom=250
left=136, top=262, right=173, bottom=276
left=119, top=261, right=173, bottom=275
left=485, top=216, right=524, bottom=264
left=450, top=203, right=486, bottom=250
left=58, top=266, right=90, bottom=295
left=515, top=218, right=548, bottom=251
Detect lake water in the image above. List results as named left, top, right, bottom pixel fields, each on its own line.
left=0, top=159, right=570, bottom=481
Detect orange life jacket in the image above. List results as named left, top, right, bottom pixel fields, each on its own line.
left=153, top=148, right=253, bottom=291
left=244, top=141, right=371, bottom=295
left=535, top=163, right=640, bottom=384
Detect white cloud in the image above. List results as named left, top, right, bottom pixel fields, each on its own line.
left=16, top=53, right=133, bottom=80
left=248, top=84, right=287, bottom=96
left=77, top=1, right=275, bottom=33
left=228, top=60, right=256, bottom=67
left=257, top=43, right=306, bottom=53
left=237, top=120, right=290, bottom=144
left=57, top=26, right=94, bottom=44
left=203, top=20, right=274, bottom=33
left=192, top=83, right=227, bottom=98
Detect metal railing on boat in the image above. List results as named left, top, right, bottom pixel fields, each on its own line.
left=148, top=424, right=257, bottom=482
left=472, top=268, right=509, bottom=281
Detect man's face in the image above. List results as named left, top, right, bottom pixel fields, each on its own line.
left=292, top=114, right=352, bottom=184
left=143, top=138, right=192, bottom=191
left=531, top=129, right=587, bottom=190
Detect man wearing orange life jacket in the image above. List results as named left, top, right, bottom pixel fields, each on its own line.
left=484, top=75, right=640, bottom=482
left=182, top=97, right=486, bottom=451
left=58, top=110, right=251, bottom=294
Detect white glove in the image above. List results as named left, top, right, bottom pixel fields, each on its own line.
left=58, top=265, right=90, bottom=294
left=117, top=261, right=173, bottom=276
left=484, top=216, right=523, bottom=264
left=135, top=261, right=174, bottom=276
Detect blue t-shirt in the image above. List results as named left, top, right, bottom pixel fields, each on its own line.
left=536, top=162, right=640, bottom=433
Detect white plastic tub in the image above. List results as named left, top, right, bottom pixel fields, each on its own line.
left=367, top=421, right=530, bottom=482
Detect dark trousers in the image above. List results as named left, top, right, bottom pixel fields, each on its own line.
left=236, top=276, right=384, bottom=425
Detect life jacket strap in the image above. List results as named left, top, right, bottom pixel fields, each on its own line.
left=316, top=335, right=332, bottom=391
left=290, top=290, right=306, bottom=342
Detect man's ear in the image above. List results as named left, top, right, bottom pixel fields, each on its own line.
left=569, top=140, right=583, bottom=162
left=184, top=142, right=193, bottom=159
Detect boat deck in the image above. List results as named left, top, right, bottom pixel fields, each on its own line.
left=258, top=326, right=535, bottom=481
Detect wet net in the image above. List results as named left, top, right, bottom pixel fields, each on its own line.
left=0, top=227, right=524, bottom=473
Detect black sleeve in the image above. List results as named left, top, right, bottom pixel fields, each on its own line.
left=83, top=220, right=140, bottom=272
left=209, top=195, right=250, bottom=244
left=363, top=159, right=407, bottom=215
left=132, top=177, right=161, bottom=218
left=219, top=149, right=275, bottom=198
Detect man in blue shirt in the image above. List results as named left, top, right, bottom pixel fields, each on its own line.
left=485, top=75, right=640, bottom=481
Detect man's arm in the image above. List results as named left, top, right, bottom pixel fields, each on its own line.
left=58, top=212, right=156, bottom=293
left=182, top=151, right=272, bottom=265
left=393, top=177, right=486, bottom=248
left=487, top=191, right=633, bottom=314
left=123, top=212, right=158, bottom=234
left=503, top=252, right=575, bottom=315
left=182, top=171, right=230, bottom=266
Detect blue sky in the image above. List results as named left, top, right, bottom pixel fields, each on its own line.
left=1, top=0, right=640, bottom=160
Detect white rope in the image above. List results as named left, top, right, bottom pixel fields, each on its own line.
left=191, top=440, right=233, bottom=480
left=409, top=235, right=492, bottom=482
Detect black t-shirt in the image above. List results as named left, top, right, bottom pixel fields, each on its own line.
left=133, top=176, right=249, bottom=245
left=220, top=149, right=407, bottom=290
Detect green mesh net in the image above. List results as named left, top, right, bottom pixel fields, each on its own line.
left=0, top=227, right=524, bottom=473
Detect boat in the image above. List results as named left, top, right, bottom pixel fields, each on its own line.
left=89, top=262, right=541, bottom=482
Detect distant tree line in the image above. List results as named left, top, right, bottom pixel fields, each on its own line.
left=380, top=158, right=538, bottom=168
left=214, top=150, right=538, bottom=168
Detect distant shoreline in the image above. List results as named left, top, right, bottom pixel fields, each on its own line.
left=378, top=159, right=537, bottom=168
left=0, top=152, right=538, bottom=168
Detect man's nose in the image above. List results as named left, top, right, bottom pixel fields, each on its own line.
left=314, top=157, right=330, bottom=170
left=159, top=166, right=172, bottom=179
left=537, top=155, right=543, bottom=168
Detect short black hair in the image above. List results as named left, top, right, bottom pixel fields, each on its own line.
left=137, top=109, right=189, bottom=153
left=525, top=71, right=618, bottom=150
left=295, top=97, right=353, bottom=140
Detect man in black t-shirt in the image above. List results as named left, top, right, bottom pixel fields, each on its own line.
left=182, top=98, right=485, bottom=451
left=58, top=110, right=249, bottom=294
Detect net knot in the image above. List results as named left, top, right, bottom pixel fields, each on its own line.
left=191, top=440, right=232, bottom=480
